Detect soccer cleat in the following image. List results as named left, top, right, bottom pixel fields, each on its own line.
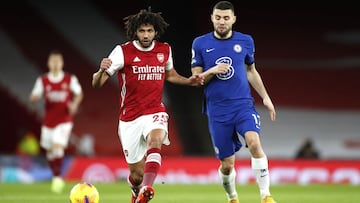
left=228, top=198, right=239, bottom=203
left=261, top=195, right=277, bottom=203
left=130, top=186, right=140, bottom=203
left=51, top=176, right=65, bottom=194
left=135, top=185, right=155, bottom=203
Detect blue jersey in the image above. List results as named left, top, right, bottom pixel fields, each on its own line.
left=191, top=31, right=256, bottom=120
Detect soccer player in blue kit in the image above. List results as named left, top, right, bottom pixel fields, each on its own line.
left=191, top=1, right=277, bottom=203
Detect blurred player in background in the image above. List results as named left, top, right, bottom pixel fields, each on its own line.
left=29, top=50, right=83, bottom=193
left=92, top=7, right=202, bottom=203
left=191, top=1, right=277, bottom=203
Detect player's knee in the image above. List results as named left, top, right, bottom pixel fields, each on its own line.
left=245, top=133, right=261, bottom=151
left=220, top=159, right=235, bottom=175
left=247, top=140, right=260, bottom=151
left=52, top=148, right=64, bottom=158
left=147, top=140, right=162, bottom=148
left=46, top=151, right=55, bottom=160
left=147, top=134, right=164, bottom=148
left=221, top=167, right=233, bottom=175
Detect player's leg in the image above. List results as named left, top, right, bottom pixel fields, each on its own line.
left=245, top=132, right=276, bottom=203
left=245, top=132, right=270, bottom=195
left=141, top=128, right=165, bottom=186
left=128, top=160, right=145, bottom=203
left=49, top=122, right=73, bottom=193
left=134, top=129, right=164, bottom=203
left=208, top=117, right=240, bottom=203
left=49, top=143, right=66, bottom=193
left=118, top=119, right=147, bottom=203
left=219, top=155, right=239, bottom=203
left=40, top=123, right=72, bottom=193
left=136, top=112, right=169, bottom=203
left=41, top=126, right=64, bottom=193
left=238, top=110, right=276, bottom=203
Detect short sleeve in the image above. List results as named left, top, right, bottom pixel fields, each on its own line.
left=106, top=45, right=125, bottom=76
left=31, top=77, right=43, bottom=97
left=245, top=35, right=255, bottom=65
left=70, top=75, right=82, bottom=95
left=165, top=46, right=174, bottom=70
left=191, top=37, right=204, bottom=68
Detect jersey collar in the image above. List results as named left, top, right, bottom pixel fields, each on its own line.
left=133, top=40, right=155, bottom=51
left=48, top=70, right=65, bottom=83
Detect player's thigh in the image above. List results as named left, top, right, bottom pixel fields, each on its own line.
left=40, top=126, right=52, bottom=150
left=235, top=110, right=261, bottom=139
left=118, top=119, right=147, bottom=164
left=208, top=117, right=237, bottom=159
left=52, top=122, right=73, bottom=148
left=143, top=112, right=170, bottom=145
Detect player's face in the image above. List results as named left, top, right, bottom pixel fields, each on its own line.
left=136, top=24, right=156, bottom=48
left=47, top=54, right=64, bottom=74
left=211, top=9, right=236, bottom=39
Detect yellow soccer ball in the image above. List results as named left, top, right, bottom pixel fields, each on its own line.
left=69, top=182, right=100, bottom=203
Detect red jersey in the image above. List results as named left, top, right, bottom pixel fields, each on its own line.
left=31, top=71, right=82, bottom=127
left=106, top=41, right=173, bottom=121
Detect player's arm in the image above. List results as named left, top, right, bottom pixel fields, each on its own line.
left=191, top=38, right=228, bottom=85
left=29, top=77, right=43, bottom=103
left=29, top=93, right=41, bottom=103
left=165, top=68, right=202, bottom=86
left=165, top=46, right=203, bottom=86
left=93, top=45, right=124, bottom=88
left=192, top=64, right=230, bottom=85
left=246, top=63, right=276, bottom=121
left=69, top=92, right=83, bottom=115
left=92, top=58, right=111, bottom=88
left=69, top=75, right=84, bottom=115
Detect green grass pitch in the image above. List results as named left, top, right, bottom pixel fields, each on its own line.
left=0, top=181, right=359, bottom=203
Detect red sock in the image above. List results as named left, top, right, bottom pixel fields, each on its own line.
left=48, top=157, right=64, bottom=177
left=55, top=157, right=64, bottom=176
left=48, top=159, right=56, bottom=176
left=142, top=148, right=161, bottom=186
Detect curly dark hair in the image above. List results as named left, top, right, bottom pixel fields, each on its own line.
left=123, top=7, right=169, bottom=40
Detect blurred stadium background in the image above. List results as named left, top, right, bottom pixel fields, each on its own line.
left=0, top=0, right=360, bottom=185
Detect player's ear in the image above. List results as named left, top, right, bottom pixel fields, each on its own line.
left=210, top=14, right=215, bottom=24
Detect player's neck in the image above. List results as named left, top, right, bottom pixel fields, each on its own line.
left=52, top=71, right=60, bottom=77
left=50, top=70, right=63, bottom=77
left=213, top=30, right=233, bottom=40
left=133, top=40, right=155, bottom=51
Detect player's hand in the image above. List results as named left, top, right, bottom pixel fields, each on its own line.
left=68, top=102, right=79, bottom=115
left=29, top=94, right=41, bottom=103
left=100, top=58, right=112, bottom=71
left=189, top=74, right=205, bottom=86
left=263, top=96, right=276, bottom=121
left=210, top=63, right=230, bottom=74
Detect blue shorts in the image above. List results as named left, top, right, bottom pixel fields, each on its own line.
left=207, top=107, right=261, bottom=159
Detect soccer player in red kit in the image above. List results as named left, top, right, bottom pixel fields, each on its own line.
left=92, top=8, right=203, bottom=203
left=30, top=50, right=83, bottom=193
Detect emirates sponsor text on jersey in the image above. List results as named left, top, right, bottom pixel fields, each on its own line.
left=132, top=64, right=165, bottom=80
left=46, top=90, right=68, bottom=102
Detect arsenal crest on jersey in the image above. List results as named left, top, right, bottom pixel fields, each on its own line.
left=157, top=53, right=164, bottom=63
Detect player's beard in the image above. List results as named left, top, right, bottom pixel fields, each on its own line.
left=215, top=26, right=232, bottom=39
left=139, top=39, right=153, bottom=48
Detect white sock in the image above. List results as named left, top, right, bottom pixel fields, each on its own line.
left=218, top=168, right=238, bottom=200
left=251, top=156, right=271, bottom=199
